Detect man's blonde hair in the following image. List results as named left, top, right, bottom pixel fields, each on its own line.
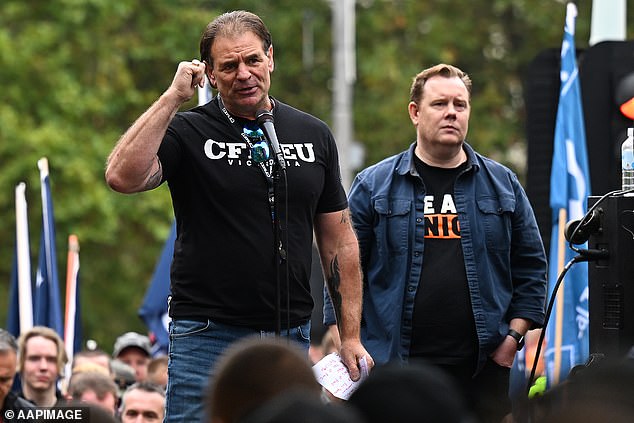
left=18, top=326, right=68, bottom=376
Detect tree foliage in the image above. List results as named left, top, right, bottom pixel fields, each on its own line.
left=0, top=0, right=631, bottom=351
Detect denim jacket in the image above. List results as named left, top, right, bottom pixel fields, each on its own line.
left=324, top=142, right=547, bottom=373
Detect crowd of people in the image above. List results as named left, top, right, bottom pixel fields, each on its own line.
left=0, top=327, right=168, bottom=422
left=4, top=7, right=634, bottom=423
left=3, top=326, right=633, bottom=423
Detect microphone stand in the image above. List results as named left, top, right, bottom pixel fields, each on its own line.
left=255, top=108, right=289, bottom=338
left=272, top=162, right=288, bottom=337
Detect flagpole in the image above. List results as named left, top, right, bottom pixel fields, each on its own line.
left=553, top=208, right=567, bottom=385
left=64, top=234, right=80, bottom=386
left=15, top=182, right=33, bottom=333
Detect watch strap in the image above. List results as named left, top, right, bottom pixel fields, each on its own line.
left=507, top=329, right=525, bottom=350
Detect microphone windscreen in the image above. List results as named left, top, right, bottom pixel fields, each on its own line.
left=256, top=109, right=274, bottom=124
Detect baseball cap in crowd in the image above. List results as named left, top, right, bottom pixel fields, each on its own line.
left=111, top=359, right=136, bottom=396
left=113, top=332, right=152, bottom=358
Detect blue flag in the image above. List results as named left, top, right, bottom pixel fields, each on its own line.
left=139, top=221, right=176, bottom=356
left=34, top=158, right=64, bottom=337
left=545, top=2, right=591, bottom=387
left=8, top=242, right=26, bottom=393
left=7, top=248, right=23, bottom=337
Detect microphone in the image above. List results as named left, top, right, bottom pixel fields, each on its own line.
left=564, top=207, right=609, bottom=262
left=564, top=208, right=603, bottom=245
left=256, top=109, right=286, bottom=170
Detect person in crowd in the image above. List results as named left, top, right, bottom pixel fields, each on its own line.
left=105, top=9, right=371, bottom=422
left=205, top=336, right=321, bottom=423
left=72, top=348, right=113, bottom=378
left=112, top=332, right=151, bottom=383
left=240, top=390, right=364, bottom=423
left=66, top=371, right=119, bottom=415
left=347, top=361, right=475, bottom=423
left=17, top=326, right=68, bottom=407
left=325, top=63, right=547, bottom=422
left=146, top=356, right=168, bottom=389
left=118, top=381, right=165, bottom=423
left=0, top=329, right=34, bottom=418
left=72, top=403, right=120, bottom=423
left=111, top=360, right=136, bottom=399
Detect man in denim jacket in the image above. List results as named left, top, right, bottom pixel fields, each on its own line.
left=325, top=64, right=547, bottom=422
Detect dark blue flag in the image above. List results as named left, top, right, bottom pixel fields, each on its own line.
left=7, top=248, right=22, bottom=337
left=34, top=158, right=64, bottom=337
left=139, top=221, right=175, bottom=356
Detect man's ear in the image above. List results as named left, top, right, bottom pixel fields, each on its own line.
left=267, top=45, right=275, bottom=73
left=207, top=69, right=217, bottom=88
left=408, top=101, right=419, bottom=125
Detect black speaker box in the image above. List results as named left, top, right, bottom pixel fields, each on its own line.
left=588, top=194, right=634, bottom=358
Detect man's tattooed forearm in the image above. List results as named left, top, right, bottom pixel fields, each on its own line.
left=145, top=159, right=163, bottom=190
left=326, top=255, right=343, bottom=327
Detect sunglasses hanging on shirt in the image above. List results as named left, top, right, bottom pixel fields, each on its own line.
left=242, top=125, right=270, bottom=164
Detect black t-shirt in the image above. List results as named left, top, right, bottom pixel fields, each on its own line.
left=157, top=97, right=347, bottom=329
left=409, top=155, right=478, bottom=369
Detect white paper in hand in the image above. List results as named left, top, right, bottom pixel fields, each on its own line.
left=312, top=352, right=369, bottom=400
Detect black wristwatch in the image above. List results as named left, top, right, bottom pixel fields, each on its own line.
left=507, top=329, right=525, bottom=351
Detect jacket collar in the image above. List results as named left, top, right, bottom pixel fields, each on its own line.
left=398, top=141, right=479, bottom=176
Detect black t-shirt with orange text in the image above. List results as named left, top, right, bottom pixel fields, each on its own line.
left=409, top=155, right=478, bottom=370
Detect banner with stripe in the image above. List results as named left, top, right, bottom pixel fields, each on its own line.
left=545, top=2, right=591, bottom=387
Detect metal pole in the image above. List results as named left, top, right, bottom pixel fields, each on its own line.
left=332, top=0, right=356, bottom=191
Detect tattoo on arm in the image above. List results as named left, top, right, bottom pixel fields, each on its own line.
left=326, top=255, right=343, bottom=328
left=340, top=210, right=349, bottom=224
left=144, top=158, right=163, bottom=190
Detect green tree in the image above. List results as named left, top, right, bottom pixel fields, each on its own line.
left=1, top=0, right=631, bottom=352
left=0, top=0, right=213, bottom=350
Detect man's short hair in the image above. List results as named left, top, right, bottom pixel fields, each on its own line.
left=67, top=371, right=119, bottom=402
left=72, top=348, right=112, bottom=374
left=121, top=381, right=166, bottom=400
left=0, top=329, right=18, bottom=354
left=409, top=63, right=472, bottom=105
left=207, top=336, right=320, bottom=423
left=119, top=381, right=166, bottom=412
left=73, top=348, right=110, bottom=365
left=17, top=326, right=67, bottom=375
left=348, top=361, right=472, bottom=423
left=199, top=10, right=272, bottom=69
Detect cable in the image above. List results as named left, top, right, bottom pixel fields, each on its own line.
left=283, top=169, right=290, bottom=339
left=272, top=166, right=289, bottom=339
left=525, top=255, right=581, bottom=397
